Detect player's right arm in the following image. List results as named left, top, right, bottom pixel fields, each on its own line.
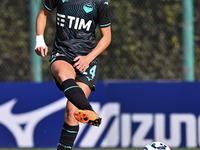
left=35, top=6, right=50, bottom=57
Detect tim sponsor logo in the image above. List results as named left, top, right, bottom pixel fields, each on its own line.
left=56, top=13, right=92, bottom=31
left=68, top=16, right=92, bottom=31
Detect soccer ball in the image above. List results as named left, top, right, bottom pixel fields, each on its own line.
left=143, top=142, right=171, bottom=150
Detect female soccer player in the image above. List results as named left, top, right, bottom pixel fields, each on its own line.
left=34, top=0, right=111, bottom=149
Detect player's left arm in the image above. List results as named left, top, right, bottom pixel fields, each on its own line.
left=73, top=26, right=111, bottom=72
left=73, top=0, right=111, bottom=72
left=90, top=0, right=112, bottom=61
left=86, top=26, right=111, bottom=62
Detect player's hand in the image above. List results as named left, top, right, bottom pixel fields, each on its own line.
left=73, top=56, right=90, bottom=72
left=34, top=35, right=48, bottom=57
left=35, top=45, right=48, bottom=57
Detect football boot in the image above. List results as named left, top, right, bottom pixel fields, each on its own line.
left=74, top=109, right=102, bottom=127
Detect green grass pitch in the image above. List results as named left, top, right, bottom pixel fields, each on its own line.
left=0, top=148, right=200, bottom=150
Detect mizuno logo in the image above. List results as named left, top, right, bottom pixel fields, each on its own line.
left=0, top=98, right=66, bottom=147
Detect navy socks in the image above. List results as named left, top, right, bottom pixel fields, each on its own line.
left=57, top=123, right=79, bottom=150
left=62, top=79, right=93, bottom=111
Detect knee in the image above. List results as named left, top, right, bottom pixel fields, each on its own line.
left=51, top=61, right=76, bottom=83
left=64, top=109, right=79, bottom=125
left=52, top=70, right=68, bottom=84
left=57, top=71, right=67, bottom=82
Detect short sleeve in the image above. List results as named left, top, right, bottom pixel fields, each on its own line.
left=43, top=0, right=58, bottom=11
left=98, top=0, right=111, bottom=28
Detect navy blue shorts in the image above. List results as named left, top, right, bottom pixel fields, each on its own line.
left=49, top=53, right=99, bottom=91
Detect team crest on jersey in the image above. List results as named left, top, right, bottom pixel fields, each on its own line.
left=62, top=0, right=69, bottom=3
left=83, top=3, right=93, bottom=13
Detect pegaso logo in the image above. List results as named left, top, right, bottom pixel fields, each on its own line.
left=83, top=3, right=93, bottom=13
left=0, top=100, right=200, bottom=148
left=62, top=0, right=69, bottom=3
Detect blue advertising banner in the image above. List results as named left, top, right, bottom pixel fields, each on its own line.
left=0, top=81, right=200, bottom=148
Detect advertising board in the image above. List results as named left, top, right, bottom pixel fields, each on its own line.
left=0, top=81, right=200, bottom=148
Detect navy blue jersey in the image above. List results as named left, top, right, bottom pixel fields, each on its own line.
left=44, top=0, right=111, bottom=61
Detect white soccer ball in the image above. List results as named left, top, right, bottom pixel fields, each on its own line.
left=143, top=142, right=171, bottom=150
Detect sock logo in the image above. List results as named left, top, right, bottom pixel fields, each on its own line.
left=83, top=3, right=93, bottom=13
